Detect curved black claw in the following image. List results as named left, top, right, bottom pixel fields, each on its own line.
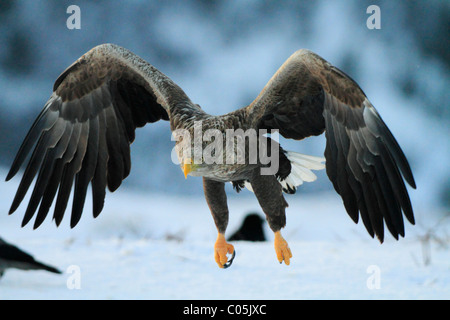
left=223, top=250, right=236, bottom=269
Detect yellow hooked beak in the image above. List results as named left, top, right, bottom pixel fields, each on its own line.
left=183, top=158, right=192, bottom=179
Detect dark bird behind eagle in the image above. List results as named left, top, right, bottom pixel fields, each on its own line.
left=6, top=44, right=416, bottom=268
left=0, top=237, right=62, bottom=278
left=228, top=213, right=266, bottom=242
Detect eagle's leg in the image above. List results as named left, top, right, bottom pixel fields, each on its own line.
left=250, top=172, right=292, bottom=265
left=203, top=178, right=235, bottom=268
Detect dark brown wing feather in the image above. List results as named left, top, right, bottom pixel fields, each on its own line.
left=6, top=43, right=197, bottom=229
left=247, top=49, right=416, bottom=242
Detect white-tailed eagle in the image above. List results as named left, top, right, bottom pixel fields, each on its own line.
left=6, top=44, right=416, bottom=268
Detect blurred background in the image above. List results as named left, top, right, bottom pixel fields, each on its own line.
left=0, top=0, right=448, bottom=211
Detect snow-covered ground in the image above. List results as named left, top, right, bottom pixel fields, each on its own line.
left=0, top=169, right=448, bottom=300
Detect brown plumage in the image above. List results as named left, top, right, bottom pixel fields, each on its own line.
left=6, top=44, right=416, bottom=268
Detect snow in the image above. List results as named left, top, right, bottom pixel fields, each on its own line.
left=0, top=169, right=448, bottom=300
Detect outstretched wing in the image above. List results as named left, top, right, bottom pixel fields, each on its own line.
left=247, top=49, right=416, bottom=242
left=6, top=43, right=197, bottom=229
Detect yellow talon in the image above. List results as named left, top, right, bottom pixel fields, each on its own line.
left=274, top=231, right=292, bottom=265
left=214, top=233, right=235, bottom=268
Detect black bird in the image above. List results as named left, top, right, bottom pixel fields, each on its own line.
left=228, top=213, right=266, bottom=242
left=0, top=237, right=62, bottom=278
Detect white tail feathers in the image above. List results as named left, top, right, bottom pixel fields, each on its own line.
left=233, top=151, right=325, bottom=194
left=279, top=151, right=325, bottom=193
left=244, top=180, right=254, bottom=192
